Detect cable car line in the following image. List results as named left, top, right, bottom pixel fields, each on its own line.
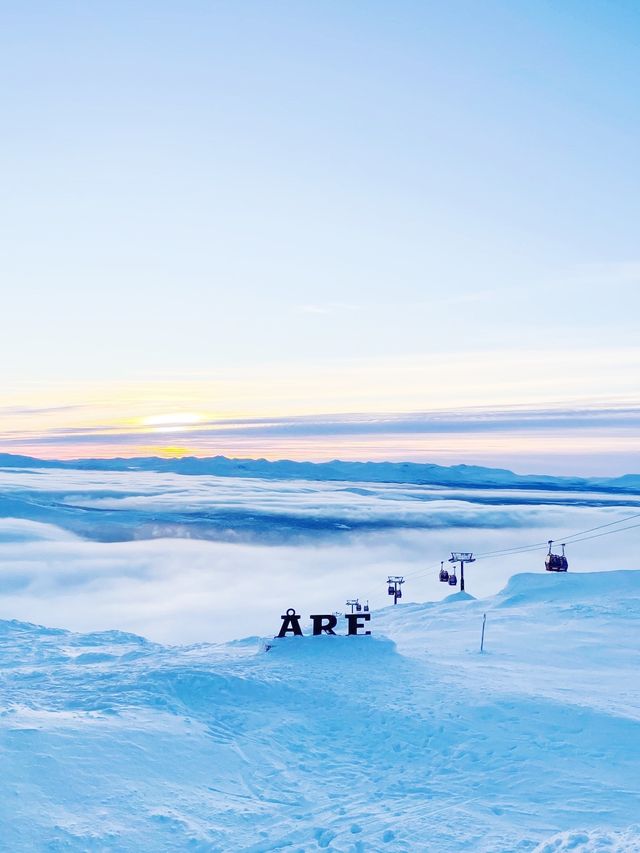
left=404, top=511, right=640, bottom=586
left=474, top=540, right=550, bottom=559
left=555, top=511, right=640, bottom=544
left=551, top=520, right=640, bottom=546
left=402, top=512, right=640, bottom=587
left=475, top=510, right=640, bottom=559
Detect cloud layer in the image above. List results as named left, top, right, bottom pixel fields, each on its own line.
left=0, top=469, right=638, bottom=643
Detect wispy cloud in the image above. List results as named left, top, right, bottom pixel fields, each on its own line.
left=2, top=347, right=639, bottom=475
left=5, top=403, right=640, bottom=442
left=2, top=403, right=640, bottom=477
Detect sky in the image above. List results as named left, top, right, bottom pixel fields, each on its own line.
left=1, top=1, right=639, bottom=474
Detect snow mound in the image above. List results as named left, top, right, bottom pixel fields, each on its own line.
left=1, top=572, right=639, bottom=851
left=443, top=589, right=476, bottom=603
left=268, top=633, right=397, bottom=658
left=533, top=826, right=640, bottom=852
left=496, top=569, right=640, bottom=608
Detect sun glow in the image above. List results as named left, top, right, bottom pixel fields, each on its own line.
left=141, top=413, right=204, bottom=427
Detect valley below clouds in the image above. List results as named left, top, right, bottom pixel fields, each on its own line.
left=0, top=466, right=638, bottom=644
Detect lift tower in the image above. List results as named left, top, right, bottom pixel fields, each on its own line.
left=448, top=552, right=475, bottom=593
left=387, top=576, right=405, bottom=605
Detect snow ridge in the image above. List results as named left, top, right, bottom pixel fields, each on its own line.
left=1, top=571, right=639, bottom=851
left=1, top=451, right=639, bottom=492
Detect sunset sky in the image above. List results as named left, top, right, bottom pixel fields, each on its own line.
left=2, top=1, right=639, bottom=474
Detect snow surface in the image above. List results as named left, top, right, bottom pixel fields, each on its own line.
left=1, top=571, right=638, bottom=852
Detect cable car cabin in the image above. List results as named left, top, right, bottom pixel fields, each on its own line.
left=439, top=562, right=449, bottom=583
left=356, top=603, right=362, bottom=612
left=545, top=541, right=568, bottom=573
left=396, top=589, right=402, bottom=599
left=388, top=585, right=395, bottom=596
left=448, top=573, right=457, bottom=586
left=363, top=603, right=369, bottom=612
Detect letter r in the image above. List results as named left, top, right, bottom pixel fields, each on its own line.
left=310, top=614, right=338, bottom=635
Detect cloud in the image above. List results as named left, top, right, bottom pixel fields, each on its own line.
left=2, top=346, right=640, bottom=475
left=0, top=404, right=86, bottom=416
left=4, top=466, right=638, bottom=545
left=0, top=472, right=638, bottom=644
left=2, top=403, right=640, bottom=476
left=4, top=403, right=640, bottom=442
left=0, top=511, right=636, bottom=645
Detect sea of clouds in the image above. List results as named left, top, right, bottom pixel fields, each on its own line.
left=0, top=468, right=638, bottom=643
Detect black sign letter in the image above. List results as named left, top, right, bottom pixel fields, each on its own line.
left=277, top=608, right=304, bottom=638
left=310, top=614, right=338, bottom=635
left=346, top=613, right=371, bottom=636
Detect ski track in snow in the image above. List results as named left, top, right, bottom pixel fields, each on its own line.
left=1, top=571, right=639, bottom=852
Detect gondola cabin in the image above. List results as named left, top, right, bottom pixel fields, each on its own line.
left=545, top=541, right=568, bottom=572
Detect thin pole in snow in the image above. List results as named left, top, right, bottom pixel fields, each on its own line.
left=480, top=613, right=487, bottom=653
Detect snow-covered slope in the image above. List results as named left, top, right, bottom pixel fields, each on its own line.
left=1, top=571, right=638, bottom=852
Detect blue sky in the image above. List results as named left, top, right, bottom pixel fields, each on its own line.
left=1, top=1, right=638, bottom=472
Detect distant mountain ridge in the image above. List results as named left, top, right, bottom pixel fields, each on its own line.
left=0, top=452, right=638, bottom=493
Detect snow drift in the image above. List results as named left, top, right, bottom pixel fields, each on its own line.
left=1, top=570, right=638, bottom=851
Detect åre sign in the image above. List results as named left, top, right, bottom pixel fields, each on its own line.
left=276, top=608, right=371, bottom=638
